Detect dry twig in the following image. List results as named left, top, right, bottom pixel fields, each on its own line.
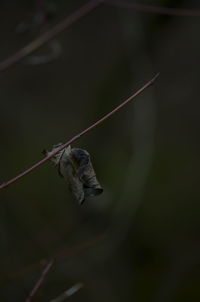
left=0, top=73, right=159, bottom=190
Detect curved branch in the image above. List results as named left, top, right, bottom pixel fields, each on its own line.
left=0, top=0, right=102, bottom=72
left=104, top=0, right=200, bottom=17
left=0, top=73, right=159, bottom=190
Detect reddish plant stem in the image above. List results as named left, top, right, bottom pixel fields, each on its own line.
left=0, top=73, right=159, bottom=190
left=104, top=0, right=200, bottom=16
left=0, top=0, right=102, bottom=72
left=1, top=231, right=108, bottom=285
left=0, top=1, right=199, bottom=72
left=25, top=259, right=54, bottom=302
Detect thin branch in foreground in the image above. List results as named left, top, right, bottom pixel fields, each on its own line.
left=0, top=73, right=159, bottom=190
left=0, top=0, right=101, bottom=72
left=104, top=0, right=200, bottom=17
left=25, top=259, right=54, bottom=302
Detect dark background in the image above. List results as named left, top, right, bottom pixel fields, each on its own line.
left=0, top=0, right=200, bottom=301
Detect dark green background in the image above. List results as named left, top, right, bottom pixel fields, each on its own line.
left=0, top=0, right=200, bottom=301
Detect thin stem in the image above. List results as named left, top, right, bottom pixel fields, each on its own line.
left=0, top=0, right=102, bottom=72
left=0, top=1, right=199, bottom=72
left=104, top=0, right=200, bottom=17
left=1, top=231, right=108, bottom=284
left=25, top=259, right=54, bottom=302
left=0, top=73, right=159, bottom=190
left=49, top=283, right=83, bottom=302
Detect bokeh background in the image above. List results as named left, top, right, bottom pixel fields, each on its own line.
left=0, top=0, right=200, bottom=301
